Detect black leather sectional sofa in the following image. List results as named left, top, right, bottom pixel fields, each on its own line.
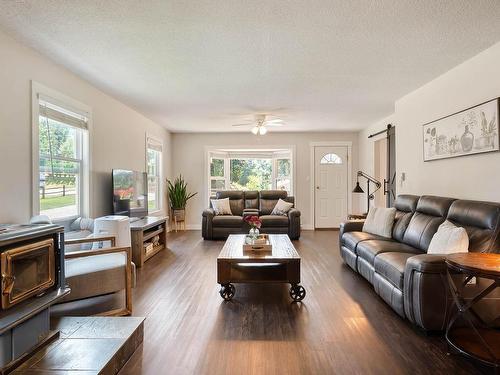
left=202, top=190, right=301, bottom=240
left=339, top=195, right=500, bottom=331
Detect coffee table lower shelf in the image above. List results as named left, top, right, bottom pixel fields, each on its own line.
left=217, top=260, right=306, bottom=302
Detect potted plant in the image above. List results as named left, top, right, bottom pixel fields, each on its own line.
left=167, top=175, right=197, bottom=223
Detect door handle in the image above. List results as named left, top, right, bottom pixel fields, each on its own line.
left=316, top=186, right=320, bottom=189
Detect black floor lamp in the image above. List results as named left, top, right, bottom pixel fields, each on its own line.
left=353, top=171, right=381, bottom=214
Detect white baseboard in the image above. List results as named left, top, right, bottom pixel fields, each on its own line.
left=301, top=224, right=314, bottom=230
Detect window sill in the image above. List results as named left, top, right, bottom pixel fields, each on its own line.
left=148, top=209, right=163, bottom=216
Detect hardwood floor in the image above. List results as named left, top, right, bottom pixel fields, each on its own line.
left=120, top=230, right=485, bottom=375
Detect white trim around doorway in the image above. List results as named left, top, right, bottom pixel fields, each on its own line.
left=309, top=141, right=352, bottom=229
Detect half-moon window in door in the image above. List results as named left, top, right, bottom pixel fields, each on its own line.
left=320, top=153, right=342, bottom=164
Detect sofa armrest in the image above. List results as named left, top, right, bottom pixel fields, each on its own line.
left=202, top=208, right=215, bottom=217
left=403, top=254, right=449, bottom=331
left=339, top=220, right=364, bottom=233
left=288, top=208, right=301, bottom=240
left=405, top=254, right=447, bottom=274
left=243, top=208, right=260, bottom=217
left=339, top=220, right=365, bottom=243
left=202, top=208, right=215, bottom=239
left=288, top=208, right=300, bottom=219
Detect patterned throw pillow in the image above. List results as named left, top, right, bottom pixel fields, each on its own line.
left=271, top=199, right=294, bottom=216
left=211, top=198, right=233, bottom=215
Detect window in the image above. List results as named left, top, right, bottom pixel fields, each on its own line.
left=33, top=84, right=90, bottom=221
left=230, top=159, right=272, bottom=190
left=146, top=137, right=163, bottom=212
left=275, top=158, right=291, bottom=192
left=320, top=153, right=343, bottom=164
left=207, top=149, right=293, bottom=199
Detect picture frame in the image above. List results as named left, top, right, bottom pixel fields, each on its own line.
left=422, top=98, right=499, bottom=162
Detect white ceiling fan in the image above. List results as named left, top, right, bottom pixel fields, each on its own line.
left=231, top=114, right=285, bottom=135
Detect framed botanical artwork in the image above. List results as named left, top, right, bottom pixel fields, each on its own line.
left=423, top=98, right=499, bottom=161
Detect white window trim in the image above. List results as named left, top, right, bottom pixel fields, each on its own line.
left=31, top=81, right=92, bottom=222
left=145, top=134, right=163, bottom=214
left=204, top=145, right=296, bottom=206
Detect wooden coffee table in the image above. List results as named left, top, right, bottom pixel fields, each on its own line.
left=217, top=234, right=305, bottom=301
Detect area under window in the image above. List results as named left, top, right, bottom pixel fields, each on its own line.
left=34, top=86, right=90, bottom=221
left=146, top=137, right=163, bottom=212
left=208, top=148, right=294, bottom=199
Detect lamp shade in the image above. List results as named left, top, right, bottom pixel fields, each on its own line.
left=352, top=181, right=364, bottom=193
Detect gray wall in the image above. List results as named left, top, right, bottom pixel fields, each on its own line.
left=0, top=30, right=171, bottom=223
left=358, top=41, right=500, bottom=205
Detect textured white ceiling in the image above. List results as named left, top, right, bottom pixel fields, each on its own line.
left=1, top=1, right=500, bottom=132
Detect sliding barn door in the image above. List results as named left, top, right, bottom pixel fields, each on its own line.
left=386, top=126, right=396, bottom=207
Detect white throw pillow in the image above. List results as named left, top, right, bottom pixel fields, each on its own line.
left=211, top=198, right=232, bottom=216
left=362, top=207, right=396, bottom=238
left=427, top=221, right=469, bottom=255
left=271, top=199, right=294, bottom=216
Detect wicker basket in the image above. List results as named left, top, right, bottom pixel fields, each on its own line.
left=172, top=209, right=185, bottom=222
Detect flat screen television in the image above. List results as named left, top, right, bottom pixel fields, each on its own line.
left=112, top=169, right=148, bottom=218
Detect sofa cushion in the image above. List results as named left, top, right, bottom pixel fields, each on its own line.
left=244, top=191, right=259, bottom=210
left=392, top=194, right=419, bottom=242
left=375, top=252, right=416, bottom=290
left=260, top=215, right=289, bottom=227
left=446, top=199, right=500, bottom=253
left=212, top=215, right=243, bottom=228
left=402, top=195, right=456, bottom=251
left=64, top=229, right=93, bottom=252
left=357, top=240, right=421, bottom=266
left=341, top=231, right=388, bottom=252
left=62, top=253, right=134, bottom=303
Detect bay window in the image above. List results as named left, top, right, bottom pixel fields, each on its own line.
left=207, top=148, right=294, bottom=199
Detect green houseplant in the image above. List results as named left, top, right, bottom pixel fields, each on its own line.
left=167, top=175, right=197, bottom=224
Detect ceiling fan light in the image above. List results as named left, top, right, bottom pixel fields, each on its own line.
left=251, top=126, right=259, bottom=135
left=259, top=126, right=268, bottom=135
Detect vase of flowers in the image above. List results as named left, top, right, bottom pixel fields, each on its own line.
left=244, top=215, right=262, bottom=238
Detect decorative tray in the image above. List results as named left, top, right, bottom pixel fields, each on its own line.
left=243, top=234, right=272, bottom=252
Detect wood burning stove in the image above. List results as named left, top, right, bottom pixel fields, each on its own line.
left=0, top=224, right=70, bottom=373
left=1, top=238, right=56, bottom=309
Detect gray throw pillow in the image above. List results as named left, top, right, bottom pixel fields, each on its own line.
left=362, top=207, right=396, bottom=238
left=271, top=199, right=294, bottom=216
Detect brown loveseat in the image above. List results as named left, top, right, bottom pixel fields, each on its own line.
left=202, top=190, right=301, bottom=240
left=339, top=195, right=500, bottom=331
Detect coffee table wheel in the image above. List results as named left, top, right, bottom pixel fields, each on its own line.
left=290, top=284, right=306, bottom=302
left=219, top=283, right=235, bottom=301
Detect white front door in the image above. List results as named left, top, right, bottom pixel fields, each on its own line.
left=314, top=146, right=348, bottom=228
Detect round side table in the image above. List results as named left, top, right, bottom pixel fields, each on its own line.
left=445, top=253, right=500, bottom=372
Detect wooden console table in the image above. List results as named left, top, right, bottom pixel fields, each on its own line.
left=130, top=216, right=167, bottom=267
